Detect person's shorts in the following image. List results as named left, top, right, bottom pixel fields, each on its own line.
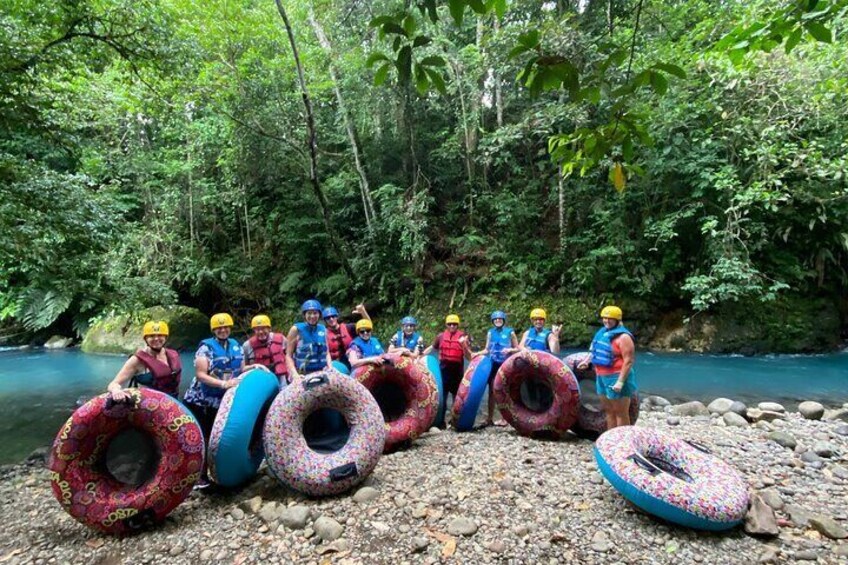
left=596, top=373, right=638, bottom=399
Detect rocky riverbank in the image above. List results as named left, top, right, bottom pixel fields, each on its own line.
left=2, top=400, right=848, bottom=564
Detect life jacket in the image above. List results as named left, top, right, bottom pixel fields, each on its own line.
left=393, top=330, right=422, bottom=352
left=326, top=323, right=353, bottom=361
left=294, top=322, right=328, bottom=373
left=590, top=325, right=633, bottom=372
left=132, top=348, right=181, bottom=397
left=438, top=330, right=466, bottom=363
left=199, top=337, right=243, bottom=398
left=525, top=327, right=551, bottom=352
left=488, top=327, right=514, bottom=364
left=248, top=333, right=288, bottom=378
left=351, top=336, right=384, bottom=358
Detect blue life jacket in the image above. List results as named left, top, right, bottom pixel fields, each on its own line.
left=352, top=336, right=384, bottom=357
left=294, top=322, right=328, bottom=373
left=590, top=325, right=633, bottom=367
left=394, top=330, right=421, bottom=351
left=525, top=327, right=551, bottom=352
left=488, top=326, right=514, bottom=363
left=199, top=337, right=243, bottom=397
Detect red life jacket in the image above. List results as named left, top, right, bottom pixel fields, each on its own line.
left=248, top=334, right=288, bottom=378
left=326, top=323, right=353, bottom=361
left=438, top=330, right=466, bottom=363
left=134, top=348, right=182, bottom=397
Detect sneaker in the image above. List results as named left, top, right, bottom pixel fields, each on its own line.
left=193, top=478, right=211, bottom=491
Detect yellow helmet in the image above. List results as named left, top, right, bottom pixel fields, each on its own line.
left=355, top=319, right=373, bottom=332
left=251, top=315, right=271, bottom=329
left=530, top=308, right=547, bottom=320
left=210, top=313, right=234, bottom=330
left=445, top=314, right=460, bottom=325
left=142, top=321, right=169, bottom=338
left=600, top=305, right=623, bottom=320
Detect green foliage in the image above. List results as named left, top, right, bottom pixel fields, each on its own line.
left=0, top=0, right=846, bottom=350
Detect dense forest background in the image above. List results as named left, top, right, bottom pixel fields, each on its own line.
left=2, top=0, right=847, bottom=348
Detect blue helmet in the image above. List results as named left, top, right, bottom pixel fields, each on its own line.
left=401, top=316, right=418, bottom=326
left=322, top=306, right=339, bottom=319
left=491, top=310, right=507, bottom=322
left=301, top=299, right=322, bottom=313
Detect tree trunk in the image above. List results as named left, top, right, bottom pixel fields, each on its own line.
left=493, top=17, right=503, bottom=128
left=558, top=173, right=566, bottom=250
left=308, top=9, right=376, bottom=229
left=274, top=0, right=355, bottom=280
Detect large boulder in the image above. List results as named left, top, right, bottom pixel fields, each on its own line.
left=707, top=398, right=735, bottom=415
left=44, top=335, right=73, bottom=349
left=670, top=401, right=709, bottom=417
left=798, top=401, right=825, bottom=421
left=81, top=305, right=209, bottom=354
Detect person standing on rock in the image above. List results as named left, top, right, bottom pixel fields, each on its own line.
left=472, top=310, right=519, bottom=427
left=184, top=313, right=244, bottom=489
left=423, top=314, right=472, bottom=422
left=286, top=299, right=331, bottom=382
left=581, top=305, right=637, bottom=429
left=241, top=314, right=288, bottom=385
left=106, top=321, right=182, bottom=401
left=324, top=303, right=370, bottom=371
left=519, top=308, right=561, bottom=354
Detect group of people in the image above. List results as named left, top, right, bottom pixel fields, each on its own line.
left=106, top=301, right=637, bottom=487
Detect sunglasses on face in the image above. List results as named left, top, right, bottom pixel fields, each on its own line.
left=325, top=315, right=338, bottom=320
left=447, top=323, right=458, bottom=327
left=358, top=329, right=372, bottom=335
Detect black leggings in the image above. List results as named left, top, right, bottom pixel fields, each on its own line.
left=184, top=402, right=218, bottom=478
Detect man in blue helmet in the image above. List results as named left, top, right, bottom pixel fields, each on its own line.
left=285, top=299, right=332, bottom=382
left=388, top=316, right=425, bottom=358
left=323, top=303, right=370, bottom=370
left=473, top=310, right=519, bottom=427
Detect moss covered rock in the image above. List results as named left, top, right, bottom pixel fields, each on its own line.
left=81, top=305, right=209, bottom=354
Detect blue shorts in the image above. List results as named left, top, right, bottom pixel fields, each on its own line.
left=596, top=373, right=638, bottom=399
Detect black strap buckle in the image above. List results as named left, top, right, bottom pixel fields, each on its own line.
left=329, top=462, right=358, bottom=482
left=628, top=453, right=663, bottom=476
left=304, top=374, right=329, bottom=390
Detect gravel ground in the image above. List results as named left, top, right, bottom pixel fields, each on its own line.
left=1, top=399, right=848, bottom=564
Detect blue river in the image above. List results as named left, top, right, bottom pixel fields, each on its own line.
left=0, top=347, right=846, bottom=464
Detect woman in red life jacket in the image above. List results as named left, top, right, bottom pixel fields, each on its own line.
left=323, top=303, right=370, bottom=370
left=106, top=321, right=182, bottom=401
left=422, top=314, right=472, bottom=422
left=242, top=314, right=288, bottom=384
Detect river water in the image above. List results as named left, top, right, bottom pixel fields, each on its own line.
left=0, top=347, right=846, bottom=464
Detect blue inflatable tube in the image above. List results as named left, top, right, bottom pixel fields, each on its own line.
left=452, top=356, right=492, bottom=432
left=208, top=369, right=280, bottom=488
left=423, top=354, right=445, bottom=428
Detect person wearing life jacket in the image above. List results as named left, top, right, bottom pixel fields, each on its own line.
left=519, top=308, right=562, bottom=354
left=242, top=314, right=288, bottom=385
left=472, top=310, right=519, bottom=427
left=347, top=319, right=386, bottom=369
left=323, top=303, right=370, bottom=369
left=106, top=321, right=182, bottom=401
left=388, top=316, right=424, bottom=358
left=422, top=314, right=472, bottom=420
left=580, top=305, right=637, bottom=429
left=183, top=313, right=244, bottom=489
left=285, top=299, right=331, bottom=382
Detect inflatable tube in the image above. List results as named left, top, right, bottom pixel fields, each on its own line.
left=208, top=369, right=280, bottom=488
left=420, top=354, right=445, bottom=428
left=354, top=353, right=438, bottom=451
left=564, top=353, right=639, bottom=438
left=48, top=388, right=204, bottom=534
left=332, top=360, right=351, bottom=376
left=451, top=356, right=492, bottom=431
left=493, top=350, right=580, bottom=438
left=263, top=371, right=385, bottom=496
left=594, top=426, right=749, bottom=530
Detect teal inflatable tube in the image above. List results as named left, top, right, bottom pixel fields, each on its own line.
left=332, top=361, right=351, bottom=376
left=208, top=369, right=280, bottom=488
left=451, top=356, right=492, bottom=432
left=423, top=355, right=445, bottom=428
